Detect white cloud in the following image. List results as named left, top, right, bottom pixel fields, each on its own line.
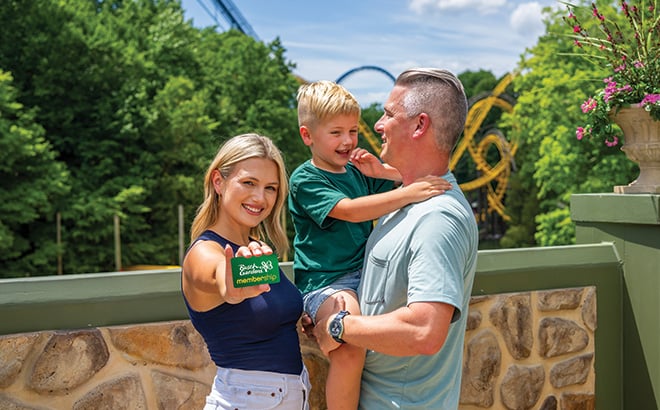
left=410, top=0, right=506, bottom=15
left=510, top=2, right=545, bottom=38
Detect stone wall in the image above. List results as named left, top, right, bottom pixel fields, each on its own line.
left=0, top=287, right=595, bottom=410
left=460, top=287, right=596, bottom=410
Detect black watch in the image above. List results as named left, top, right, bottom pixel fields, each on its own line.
left=328, top=310, right=350, bottom=343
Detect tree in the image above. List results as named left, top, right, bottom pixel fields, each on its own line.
left=0, top=0, right=305, bottom=275
left=0, top=70, right=70, bottom=276
left=500, top=1, right=636, bottom=247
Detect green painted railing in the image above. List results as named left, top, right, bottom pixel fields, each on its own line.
left=0, top=242, right=624, bottom=409
left=572, top=193, right=660, bottom=410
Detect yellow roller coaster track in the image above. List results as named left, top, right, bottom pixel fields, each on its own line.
left=359, top=73, right=517, bottom=222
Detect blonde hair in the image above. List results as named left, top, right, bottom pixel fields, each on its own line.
left=296, top=80, right=361, bottom=129
left=189, top=134, right=289, bottom=254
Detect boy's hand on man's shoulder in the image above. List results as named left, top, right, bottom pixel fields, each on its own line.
left=350, top=148, right=384, bottom=178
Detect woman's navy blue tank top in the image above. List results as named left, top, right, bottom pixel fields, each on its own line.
left=182, top=230, right=303, bottom=375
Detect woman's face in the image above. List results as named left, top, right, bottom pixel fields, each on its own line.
left=214, top=157, right=280, bottom=231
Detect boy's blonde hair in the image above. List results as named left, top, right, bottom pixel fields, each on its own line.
left=296, top=80, right=361, bottom=129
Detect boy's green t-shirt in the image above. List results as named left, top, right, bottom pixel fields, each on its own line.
left=288, top=160, right=393, bottom=294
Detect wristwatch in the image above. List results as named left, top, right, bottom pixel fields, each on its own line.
left=328, top=310, right=350, bottom=343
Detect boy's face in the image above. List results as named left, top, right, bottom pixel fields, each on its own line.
left=300, top=113, right=359, bottom=173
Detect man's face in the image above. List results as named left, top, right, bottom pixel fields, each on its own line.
left=374, top=85, right=418, bottom=169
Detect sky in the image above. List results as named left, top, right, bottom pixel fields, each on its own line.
left=180, top=0, right=560, bottom=106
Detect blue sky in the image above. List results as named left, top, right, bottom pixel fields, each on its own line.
left=180, top=0, right=560, bottom=106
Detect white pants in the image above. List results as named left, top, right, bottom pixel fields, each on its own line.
left=204, top=366, right=310, bottom=410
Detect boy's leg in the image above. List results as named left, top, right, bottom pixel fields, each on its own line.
left=316, top=290, right=365, bottom=410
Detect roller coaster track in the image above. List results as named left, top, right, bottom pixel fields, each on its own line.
left=452, top=73, right=517, bottom=221
left=202, top=1, right=516, bottom=221
left=205, top=0, right=260, bottom=40
left=336, top=65, right=396, bottom=84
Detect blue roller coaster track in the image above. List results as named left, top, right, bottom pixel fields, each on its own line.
left=201, top=2, right=395, bottom=86
left=335, top=65, right=396, bottom=84
left=205, top=0, right=260, bottom=40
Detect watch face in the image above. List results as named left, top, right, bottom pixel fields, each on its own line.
left=329, top=311, right=348, bottom=343
left=330, top=318, right=341, bottom=337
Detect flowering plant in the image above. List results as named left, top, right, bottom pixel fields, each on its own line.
left=564, top=1, right=660, bottom=146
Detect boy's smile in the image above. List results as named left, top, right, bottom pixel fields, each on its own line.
left=301, top=113, right=360, bottom=173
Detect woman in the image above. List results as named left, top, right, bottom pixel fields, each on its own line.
left=181, top=133, right=309, bottom=410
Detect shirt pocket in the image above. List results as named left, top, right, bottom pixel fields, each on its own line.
left=360, top=253, right=389, bottom=305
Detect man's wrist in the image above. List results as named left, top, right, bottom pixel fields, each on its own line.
left=328, top=310, right=350, bottom=343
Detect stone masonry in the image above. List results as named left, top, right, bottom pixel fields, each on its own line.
left=460, top=287, right=596, bottom=410
left=0, top=287, right=595, bottom=409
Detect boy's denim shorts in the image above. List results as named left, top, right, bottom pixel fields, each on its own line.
left=302, top=269, right=361, bottom=324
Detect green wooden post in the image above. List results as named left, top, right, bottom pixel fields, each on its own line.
left=572, top=193, right=660, bottom=409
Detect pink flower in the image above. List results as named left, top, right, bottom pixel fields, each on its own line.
left=604, top=80, right=619, bottom=101
left=641, top=94, right=660, bottom=105
left=592, top=7, right=604, bottom=21
left=567, top=1, right=660, bottom=150
left=581, top=98, right=598, bottom=113
left=605, top=136, right=619, bottom=147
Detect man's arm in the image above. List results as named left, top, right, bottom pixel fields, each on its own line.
left=315, top=298, right=455, bottom=357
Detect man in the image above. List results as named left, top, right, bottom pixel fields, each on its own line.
left=314, top=68, right=479, bottom=409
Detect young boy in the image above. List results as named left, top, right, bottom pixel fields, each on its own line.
left=288, top=80, right=450, bottom=409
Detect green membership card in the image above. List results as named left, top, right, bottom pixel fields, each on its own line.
left=231, top=253, right=280, bottom=288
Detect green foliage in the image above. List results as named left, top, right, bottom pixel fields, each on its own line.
left=498, top=172, right=539, bottom=248
left=0, top=70, right=70, bottom=276
left=359, top=103, right=384, bottom=155
left=2, top=0, right=647, bottom=277
left=361, top=103, right=383, bottom=128
left=534, top=206, right=576, bottom=246
left=0, top=0, right=305, bottom=275
left=460, top=70, right=500, bottom=97
left=501, top=1, right=637, bottom=247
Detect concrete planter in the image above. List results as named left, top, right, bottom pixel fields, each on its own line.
left=610, top=105, right=660, bottom=194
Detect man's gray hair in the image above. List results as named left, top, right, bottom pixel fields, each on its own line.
left=395, top=68, right=468, bottom=151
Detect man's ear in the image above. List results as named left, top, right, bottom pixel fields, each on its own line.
left=211, top=169, right=224, bottom=195
left=300, top=125, right=313, bottom=146
left=412, top=113, right=430, bottom=139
